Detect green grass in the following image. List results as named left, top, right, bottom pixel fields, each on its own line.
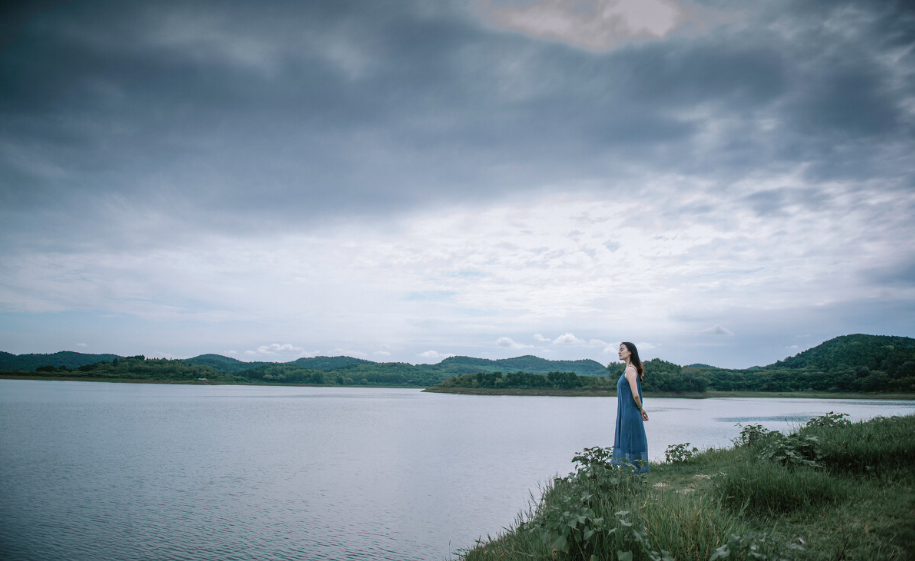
left=457, top=414, right=915, bottom=561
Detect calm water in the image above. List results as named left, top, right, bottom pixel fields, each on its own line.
left=1, top=380, right=913, bottom=561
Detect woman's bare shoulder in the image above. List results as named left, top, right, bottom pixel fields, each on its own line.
left=624, top=364, right=638, bottom=378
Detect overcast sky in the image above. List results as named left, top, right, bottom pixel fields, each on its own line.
left=1, top=0, right=914, bottom=368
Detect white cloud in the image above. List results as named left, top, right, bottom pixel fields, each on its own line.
left=553, top=332, right=584, bottom=346
left=417, top=350, right=454, bottom=362
left=251, top=343, right=307, bottom=355
left=497, top=336, right=533, bottom=349
left=328, top=348, right=367, bottom=358
left=480, top=0, right=683, bottom=51
left=76, top=343, right=88, bottom=348
left=552, top=333, right=608, bottom=348
left=533, top=333, right=551, bottom=343
left=375, top=350, right=391, bottom=356
left=698, top=325, right=735, bottom=336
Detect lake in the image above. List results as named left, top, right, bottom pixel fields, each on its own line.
left=1, top=380, right=913, bottom=560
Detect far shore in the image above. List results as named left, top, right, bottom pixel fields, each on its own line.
left=422, top=386, right=915, bottom=400
left=0, top=374, right=417, bottom=390
left=3, top=375, right=914, bottom=400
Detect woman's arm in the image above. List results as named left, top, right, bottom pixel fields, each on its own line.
left=625, top=367, right=649, bottom=421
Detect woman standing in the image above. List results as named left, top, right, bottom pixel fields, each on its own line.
left=612, top=341, right=649, bottom=473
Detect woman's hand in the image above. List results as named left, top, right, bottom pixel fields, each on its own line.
left=641, top=410, right=649, bottom=421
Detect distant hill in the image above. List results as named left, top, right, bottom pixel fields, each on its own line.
left=181, top=354, right=273, bottom=374
left=0, top=350, right=609, bottom=377
left=5, top=334, right=914, bottom=393
left=0, top=351, right=123, bottom=371
left=765, top=334, right=915, bottom=374
left=291, top=356, right=377, bottom=371
left=431, top=355, right=610, bottom=377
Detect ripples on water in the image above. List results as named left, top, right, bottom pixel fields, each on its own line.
left=1, top=380, right=913, bottom=561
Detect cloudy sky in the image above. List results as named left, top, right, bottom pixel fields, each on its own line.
left=1, top=0, right=913, bottom=368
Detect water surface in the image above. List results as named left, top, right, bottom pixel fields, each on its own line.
left=1, top=380, right=912, bottom=560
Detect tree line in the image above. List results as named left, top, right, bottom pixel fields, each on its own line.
left=4, top=334, right=913, bottom=393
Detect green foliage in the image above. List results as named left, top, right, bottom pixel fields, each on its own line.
left=465, top=446, right=802, bottom=561
left=5, top=355, right=241, bottom=383
left=433, top=355, right=611, bottom=377
left=181, top=354, right=271, bottom=374
left=756, top=433, right=821, bottom=468
left=641, top=359, right=707, bottom=393
left=0, top=350, right=122, bottom=371
left=689, top=334, right=915, bottom=393
left=436, top=371, right=618, bottom=392
left=664, top=443, right=698, bottom=464
left=714, top=460, right=842, bottom=515
left=765, top=334, right=915, bottom=374
left=733, top=424, right=776, bottom=448
left=463, top=414, right=915, bottom=561
left=606, top=362, right=625, bottom=377
left=800, top=414, right=915, bottom=480
left=289, top=355, right=376, bottom=371
left=708, top=533, right=806, bottom=561
left=522, top=448, right=671, bottom=561
left=714, top=412, right=880, bottom=515
left=801, top=411, right=850, bottom=430
left=7, top=333, right=915, bottom=393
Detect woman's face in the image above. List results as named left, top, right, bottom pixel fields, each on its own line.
left=618, top=344, right=630, bottom=362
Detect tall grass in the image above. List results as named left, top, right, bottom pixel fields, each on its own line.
left=713, top=459, right=842, bottom=515
left=460, top=448, right=791, bottom=561
left=459, top=413, right=915, bottom=561
left=800, top=414, right=915, bottom=480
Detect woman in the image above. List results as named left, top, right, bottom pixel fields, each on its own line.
left=612, top=341, right=649, bottom=473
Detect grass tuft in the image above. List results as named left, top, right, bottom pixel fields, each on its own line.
left=713, top=459, right=843, bottom=515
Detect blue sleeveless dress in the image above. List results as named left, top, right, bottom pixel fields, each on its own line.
left=612, top=372, right=649, bottom=473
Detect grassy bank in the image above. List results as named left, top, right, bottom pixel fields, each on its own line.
left=458, top=413, right=915, bottom=561
left=425, top=386, right=915, bottom=400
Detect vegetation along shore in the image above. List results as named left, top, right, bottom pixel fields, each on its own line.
left=2, top=334, right=914, bottom=398
left=458, top=412, right=915, bottom=561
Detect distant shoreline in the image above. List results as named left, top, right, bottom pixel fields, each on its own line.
left=3, top=375, right=914, bottom=400
left=0, top=375, right=422, bottom=389
left=422, top=386, right=915, bottom=400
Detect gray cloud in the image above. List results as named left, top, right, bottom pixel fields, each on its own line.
left=1, top=0, right=914, bottom=364
left=3, top=0, right=913, bottom=242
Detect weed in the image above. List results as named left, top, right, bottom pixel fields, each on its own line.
left=665, top=443, right=699, bottom=464
left=757, top=433, right=821, bottom=468
left=733, top=423, right=776, bottom=448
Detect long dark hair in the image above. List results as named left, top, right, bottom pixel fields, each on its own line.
left=622, top=341, right=644, bottom=381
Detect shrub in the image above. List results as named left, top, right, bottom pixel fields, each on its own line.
left=733, top=423, right=777, bottom=448
left=757, top=433, right=822, bottom=468
left=664, top=443, right=698, bottom=463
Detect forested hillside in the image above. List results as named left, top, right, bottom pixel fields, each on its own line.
left=429, top=355, right=609, bottom=377
left=0, top=351, right=122, bottom=371
left=3, top=334, right=914, bottom=392
left=430, top=335, right=915, bottom=394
